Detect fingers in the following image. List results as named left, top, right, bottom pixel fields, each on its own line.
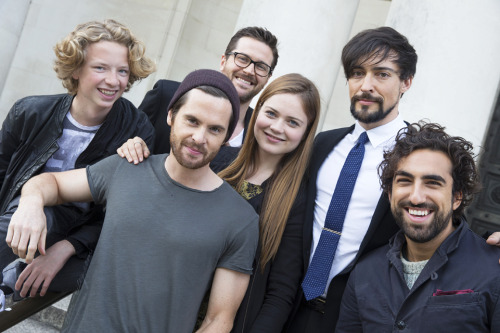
left=117, top=137, right=149, bottom=164
left=9, top=225, right=43, bottom=263
left=16, top=263, right=30, bottom=291
left=486, top=232, right=500, bottom=246
left=5, top=223, right=16, bottom=250
left=16, top=262, right=53, bottom=298
left=24, top=229, right=42, bottom=264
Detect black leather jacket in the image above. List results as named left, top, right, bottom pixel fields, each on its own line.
left=0, top=93, right=154, bottom=256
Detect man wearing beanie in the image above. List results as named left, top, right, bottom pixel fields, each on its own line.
left=118, top=26, right=278, bottom=164
left=6, top=69, right=259, bottom=332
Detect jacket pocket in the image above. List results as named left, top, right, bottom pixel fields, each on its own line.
left=419, top=292, right=489, bottom=332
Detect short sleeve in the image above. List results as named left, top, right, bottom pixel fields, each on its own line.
left=86, top=155, right=122, bottom=205
left=218, top=215, right=259, bottom=275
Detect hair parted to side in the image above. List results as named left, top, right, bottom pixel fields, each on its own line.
left=342, top=26, right=417, bottom=81
left=53, top=19, right=156, bottom=95
left=219, top=73, right=320, bottom=270
left=225, top=26, right=279, bottom=71
left=378, top=121, right=481, bottom=222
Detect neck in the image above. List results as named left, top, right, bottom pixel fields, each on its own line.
left=228, top=102, right=251, bottom=142
left=164, top=154, right=222, bottom=191
left=71, top=95, right=110, bottom=126
left=246, top=148, right=282, bottom=185
left=404, top=221, right=455, bottom=262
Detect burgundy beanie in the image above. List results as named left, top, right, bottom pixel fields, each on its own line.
left=167, top=69, right=240, bottom=139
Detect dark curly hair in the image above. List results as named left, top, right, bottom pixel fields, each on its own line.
left=379, top=121, right=481, bottom=222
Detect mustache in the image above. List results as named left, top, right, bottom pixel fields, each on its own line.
left=398, top=201, right=438, bottom=211
left=184, top=140, right=207, bottom=154
left=351, top=92, right=383, bottom=104
left=237, top=72, right=256, bottom=84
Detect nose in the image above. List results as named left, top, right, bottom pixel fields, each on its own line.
left=360, top=74, right=374, bottom=93
left=191, top=127, right=207, bottom=144
left=105, top=70, right=119, bottom=86
left=408, top=184, right=426, bottom=205
left=269, top=119, right=284, bottom=133
left=242, top=62, right=256, bottom=75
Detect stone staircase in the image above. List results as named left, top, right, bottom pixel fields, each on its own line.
left=1, top=293, right=71, bottom=332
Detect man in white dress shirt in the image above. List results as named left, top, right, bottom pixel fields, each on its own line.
left=285, top=26, right=417, bottom=333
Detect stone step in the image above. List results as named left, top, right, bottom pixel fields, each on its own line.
left=2, top=294, right=71, bottom=332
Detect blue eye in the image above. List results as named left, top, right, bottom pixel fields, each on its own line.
left=265, top=110, right=276, bottom=118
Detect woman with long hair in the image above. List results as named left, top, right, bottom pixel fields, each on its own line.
left=218, top=73, right=320, bottom=332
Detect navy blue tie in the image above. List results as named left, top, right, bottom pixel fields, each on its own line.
left=302, top=131, right=369, bottom=300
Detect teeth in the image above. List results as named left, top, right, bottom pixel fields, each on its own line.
left=99, top=89, right=115, bottom=96
left=236, top=77, right=252, bottom=85
left=409, top=209, right=430, bottom=216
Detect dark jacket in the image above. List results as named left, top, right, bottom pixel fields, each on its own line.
left=211, top=147, right=305, bottom=333
left=138, top=79, right=253, bottom=154
left=232, top=181, right=306, bottom=333
left=285, top=126, right=399, bottom=333
left=337, top=219, right=500, bottom=332
left=0, top=94, right=154, bottom=256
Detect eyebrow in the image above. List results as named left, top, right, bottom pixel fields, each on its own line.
left=353, top=65, right=399, bottom=73
left=394, top=170, right=447, bottom=183
left=265, top=106, right=306, bottom=124
left=184, top=113, right=227, bottom=131
left=371, top=66, right=398, bottom=73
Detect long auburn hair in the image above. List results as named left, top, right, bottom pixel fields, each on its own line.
left=219, top=73, right=320, bottom=270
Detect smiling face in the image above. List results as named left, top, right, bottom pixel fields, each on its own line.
left=389, top=149, right=462, bottom=244
left=220, top=37, right=274, bottom=105
left=72, top=41, right=129, bottom=115
left=348, top=54, right=411, bottom=130
left=167, top=89, right=231, bottom=170
left=253, top=93, right=309, bottom=161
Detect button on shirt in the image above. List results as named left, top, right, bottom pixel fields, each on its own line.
left=310, top=115, right=407, bottom=296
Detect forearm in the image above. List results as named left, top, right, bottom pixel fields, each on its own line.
left=7, top=168, right=91, bottom=262
left=197, top=268, right=249, bottom=333
left=195, top=315, right=233, bottom=333
left=19, top=173, right=63, bottom=208
left=48, top=239, right=76, bottom=261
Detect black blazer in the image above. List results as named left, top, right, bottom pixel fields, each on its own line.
left=285, top=125, right=400, bottom=333
left=138, top=79, right=254, bottom=154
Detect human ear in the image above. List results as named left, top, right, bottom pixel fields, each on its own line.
left=167, top=110, right=173, bottom=126
left=452, top=191, right=463, bottom=211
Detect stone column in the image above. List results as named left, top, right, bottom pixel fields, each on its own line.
left=235, top=0, right=360, bottom=129
left=0, top=0, right=31, bottom=109
left=386, top=0, right=500, bottom=151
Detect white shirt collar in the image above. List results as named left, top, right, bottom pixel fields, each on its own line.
left=353, top=114, right=407, bottom=148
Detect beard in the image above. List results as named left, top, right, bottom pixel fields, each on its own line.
left=350, top=92, right=397, bottom=124
left=235, top=72, right=264, bottom=104
left=170, top=133, right=218, bottom=170
left=392, top=201, right=453, bottom=243
left=222, top=67, right=264, bottom=105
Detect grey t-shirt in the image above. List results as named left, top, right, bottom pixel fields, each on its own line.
left=63, top=154, right=259, bottom=332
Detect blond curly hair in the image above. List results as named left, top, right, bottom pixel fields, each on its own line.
left=53, top=19, right=156, bottom=94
